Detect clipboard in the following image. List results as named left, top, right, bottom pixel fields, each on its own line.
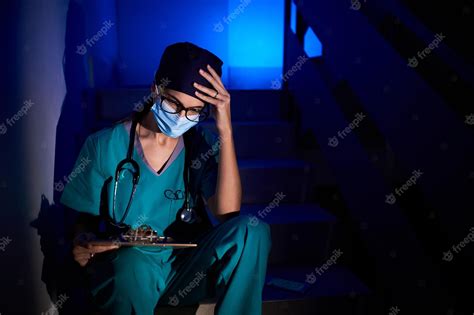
left=83, top=225, right=198, bottom=249
left=88, top=239, right=197, bottom=248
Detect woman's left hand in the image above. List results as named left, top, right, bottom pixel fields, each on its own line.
left=193, top=64, right=232, bottom=136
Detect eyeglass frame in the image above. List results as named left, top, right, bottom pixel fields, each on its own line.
left=154, top=85, right=210, bottom=122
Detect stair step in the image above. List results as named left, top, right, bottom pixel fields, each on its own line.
left=238, top=159, right=312, bottom=203
left=206, top=205, right=335, bottom=265
left=87, top=88, right=150, bottom=123
left=265, top=265, right=370, bottom=299
left=261, top=266, right=371, bottom=315
left=241, top=204, right=336, bottom=265
left=228, top=89, right=286, bottom=121
left=240, top=203, right=336, bottom=224
left=155, top=266, right=370, bottom=315
left=200, top=120, right=297, bottom=159
left=84, top=88, right=287, bottom=126
left=90, top=120, right=298, bottom=159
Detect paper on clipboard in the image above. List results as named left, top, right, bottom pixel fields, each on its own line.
left=88, top=239, right=197, bottom=248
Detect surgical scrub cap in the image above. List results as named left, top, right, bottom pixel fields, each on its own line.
left=154, top=42, right=224, bottom=102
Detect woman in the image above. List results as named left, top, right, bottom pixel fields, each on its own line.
left=60, top=42, right=271, bottom=315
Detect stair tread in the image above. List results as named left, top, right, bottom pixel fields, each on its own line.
left=200, top=120, right=292, bottom=126
left=241, top=204, right=336, bottom=224
left=263, top=265, right=370, bottom=301
left=238, top=158, right=310, bottom=168
left=184, top=265, right=369, bottom=307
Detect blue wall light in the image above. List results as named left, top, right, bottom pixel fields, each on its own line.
left=227, top=0, right=284, bottom=89
left=290, top=1, right=297, bottom=34
left=112, top=0, right=285, bottom=89
left=304, top=27, right=323, bottom=57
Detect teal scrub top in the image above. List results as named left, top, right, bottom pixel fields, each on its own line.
left=60, top=121, right=220, bottom=247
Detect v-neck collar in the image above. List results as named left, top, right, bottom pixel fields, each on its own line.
left=122, top=121, right=184, bottom=177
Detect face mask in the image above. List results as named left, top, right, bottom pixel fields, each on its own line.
left=150, top=96, right=198, bottom=138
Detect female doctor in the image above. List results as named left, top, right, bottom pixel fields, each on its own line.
left=60, top=42, right=271, bottom=315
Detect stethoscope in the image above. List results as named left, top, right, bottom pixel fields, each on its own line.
left=110, top=118, right=197, bottom=229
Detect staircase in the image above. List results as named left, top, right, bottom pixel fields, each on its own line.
left=82, top=88, right=371, bottom=315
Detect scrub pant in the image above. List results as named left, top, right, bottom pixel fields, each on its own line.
left=85, top=216, right=272, bottom=315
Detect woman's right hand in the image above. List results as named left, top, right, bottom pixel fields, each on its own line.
left=73, top=233, right=119, bottom=267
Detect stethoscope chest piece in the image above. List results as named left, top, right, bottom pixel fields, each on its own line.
left=180, top=206, right=197, bottom=224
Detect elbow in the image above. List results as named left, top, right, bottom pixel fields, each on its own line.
left=215, top=210, right=241, bottom=223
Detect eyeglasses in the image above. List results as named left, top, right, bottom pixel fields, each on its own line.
left=159, top=95, right=210, bottom=122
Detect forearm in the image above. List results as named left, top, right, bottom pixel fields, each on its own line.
left=214, top=129, right=241, bottom=216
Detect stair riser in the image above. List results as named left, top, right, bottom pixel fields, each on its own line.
left=267, top=223, right=333, bottom=265
left=200, top=123, right=297, bottom=159
left=229, top=90, right=285, bottom=121
left=262, top=297, right=369, bottom=315
left=155, top=296, right=369, bottom=315
left=88, top=89, right=286, bottom=123
left=240, top=168, right=310, bottom=203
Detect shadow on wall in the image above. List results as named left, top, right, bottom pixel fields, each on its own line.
left=31, top=195, right=95, bottom=315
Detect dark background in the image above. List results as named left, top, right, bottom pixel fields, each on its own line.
left=0, top=0, right=473, bottom=314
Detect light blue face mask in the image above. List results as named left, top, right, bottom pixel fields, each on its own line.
left=150, top=96, right=198, bottom=138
